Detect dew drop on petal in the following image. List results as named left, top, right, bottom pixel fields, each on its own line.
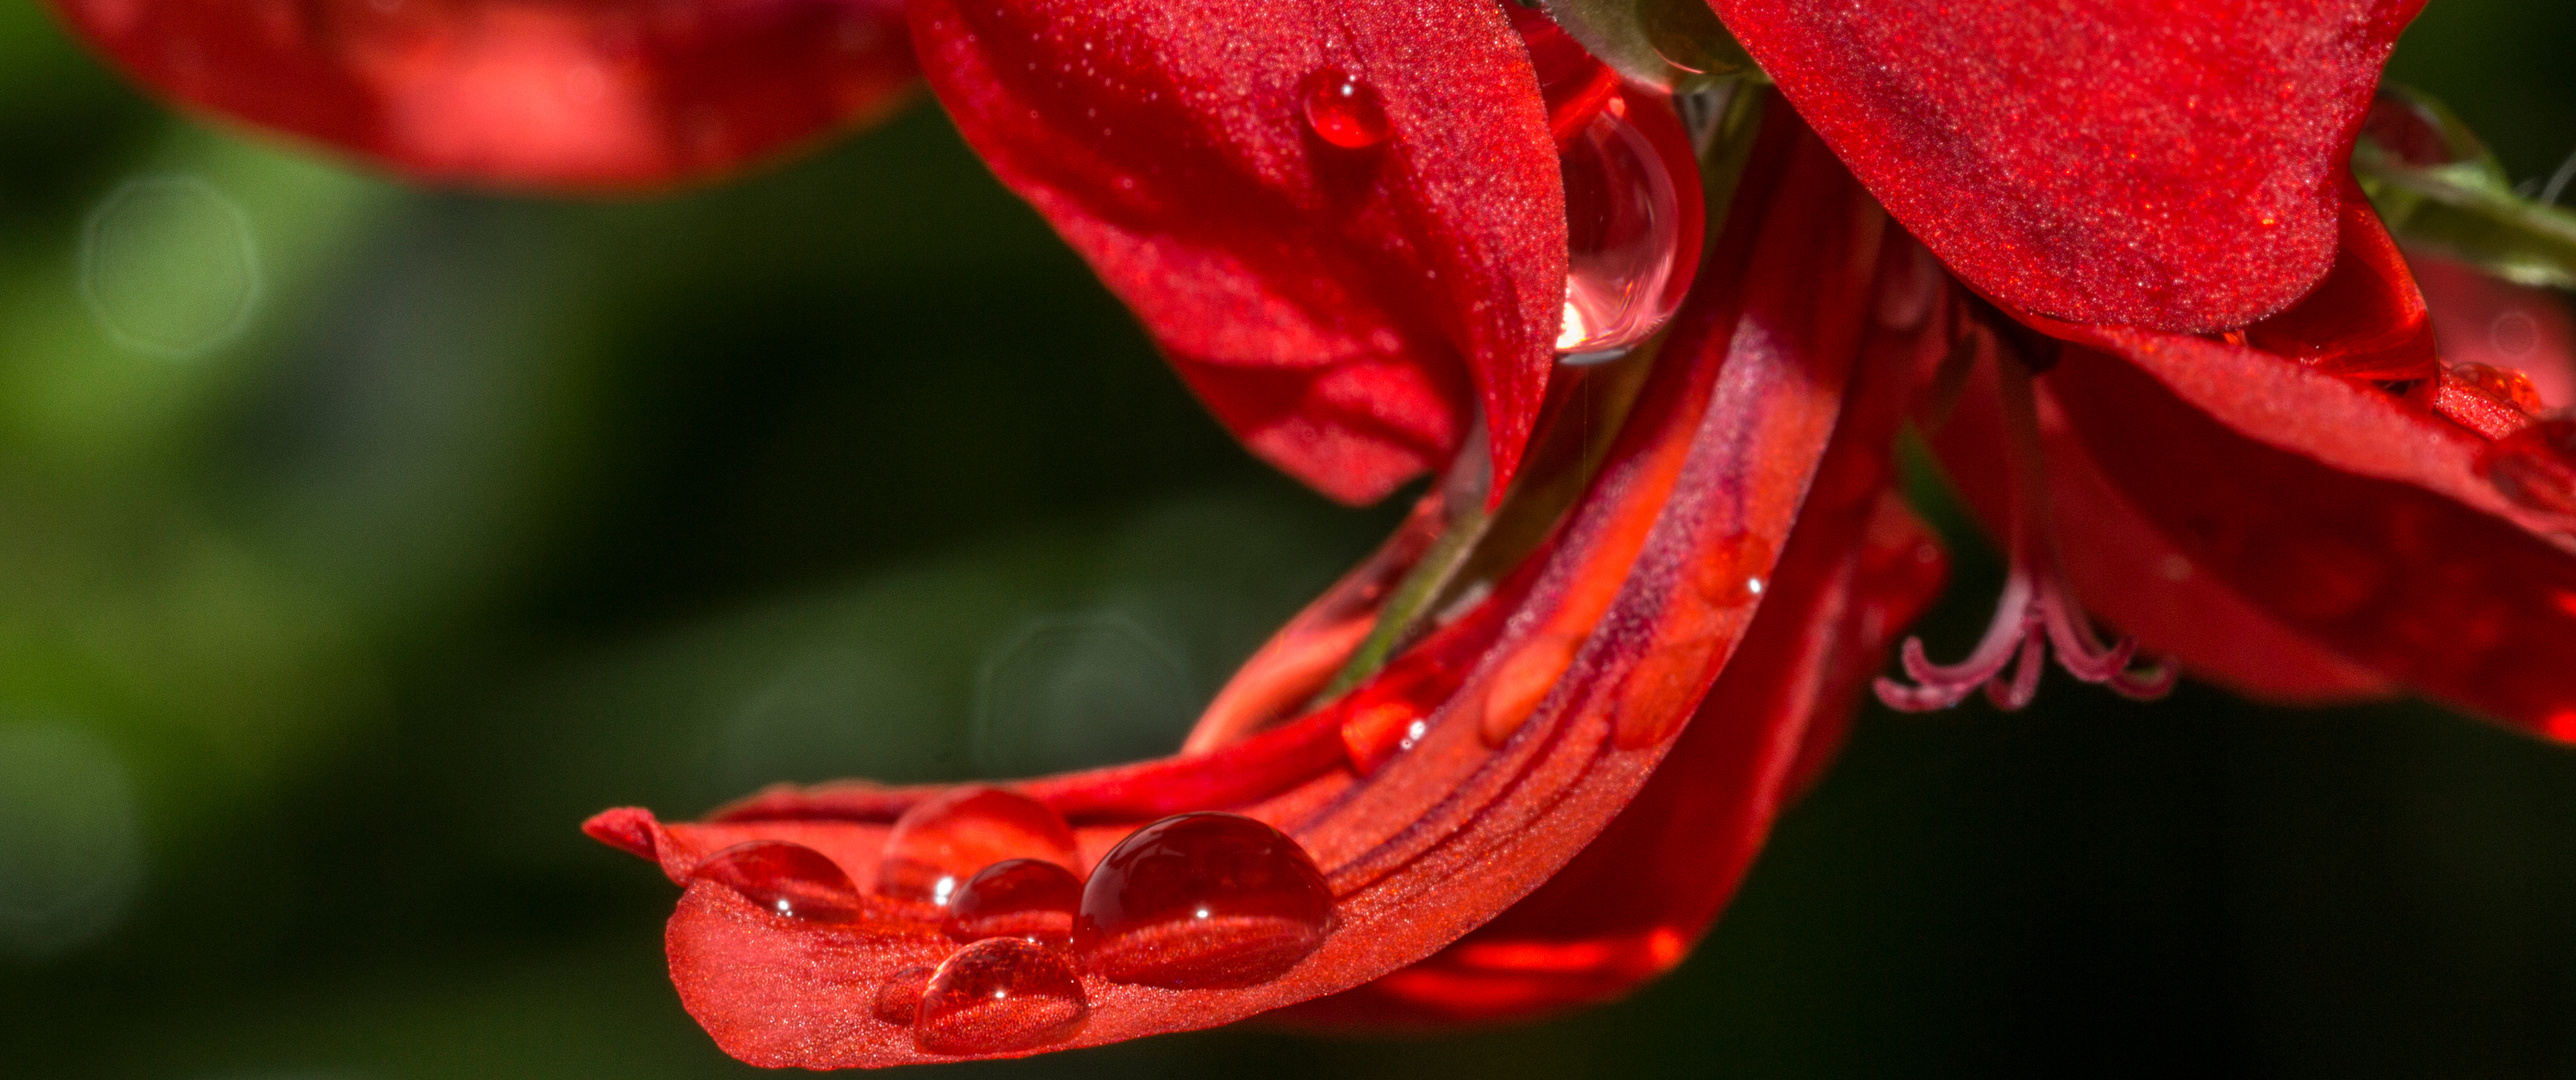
left=1299, top=67, right=1389, bottom=150
left=2480, top=417, right=2576, bottom=519
left=1556, top=92, right=1696, bottom=356
left=912, top=938, right=1089, bottom=1055
left=691, top=840, right=866, bottom=923
left=1075, top=812, right=1334, bottom=989
left=873, top=964, right=935, bottom=1025
left=876, top=786, right=1080, bottom=906
left=943, top=858, right=1083, bottom=946
left=2449, top=362, right=2544, bottom=415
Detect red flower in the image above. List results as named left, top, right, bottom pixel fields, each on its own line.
left=46, top=0, right=2576, bottom=1066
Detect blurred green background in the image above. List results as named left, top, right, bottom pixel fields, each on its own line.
left=3, top=1, right=2574, bottom=1076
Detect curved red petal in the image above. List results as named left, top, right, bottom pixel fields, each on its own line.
left=1287, top=236, right=1957, bottom=1027
left=907, top=0, right=1565, bottom=504
left=43, top=0, right=916, bottom=189
left=587, top=106, right=1892, bottom=1064
left=2242, top=179, right=2440, bottom=382
left=2037, top=344, right=2576, bottom=737
left=1708, top=0, right=2421, bottom=332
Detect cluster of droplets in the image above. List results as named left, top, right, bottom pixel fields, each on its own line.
left=688, top=787, right=1335, bottom=1056
left=1295, top=45, right=1703, bottom=363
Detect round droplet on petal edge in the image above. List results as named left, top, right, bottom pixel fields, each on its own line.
left=1556, top=91, right=1695, bottom=356
left=692, top=841, right=867, bottom=923
left=2480, top=417, right=2576, bottom=518
left=2450, top=362, right=2545, bottom=415
left=1300, top=67, right=1390, bottom=150
left=876, top=786, right=1080, bottom=906
left=913, top=938, right=1089, bottom=1055
left=873, top=965, right=935, bottom=1025
left=1076, top=813, right=1334, bottom=989
left=944, top=858, right=1083, bottom=946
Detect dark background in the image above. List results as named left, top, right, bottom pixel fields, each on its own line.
left=3, top=0, right=2574, bottom=1076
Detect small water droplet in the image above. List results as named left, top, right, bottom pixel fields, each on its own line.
left=912, top=938, right=1089, bottom=1055
left=943, top=858, right=1083, bottom=946
left=1300, top=67, right=1390, bottom=150
left=2450, top=362, right=2544, bottom=415
left=2480, top=417, right=2576, bottom=518
left=1076, top=813, right=1333, bottom=988
left=877, top=787, right=1080, bottom=905
left=1556, top=90, right=1699, bottom=356
left=873, top=965, right=934, bottom=1025
left=692, top=841, right=866, bottom=923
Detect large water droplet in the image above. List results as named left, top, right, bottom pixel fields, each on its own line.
left=1075, top=812, right=1334, bottom=989
left=912, top=938, right=1090, bottom=1055
left=944, top=858, right=1083, bottom=946
left=2450, top=362, right=2544, bottom=415
left=873, top=964, right=934, bottom=1025
left=2481, top=417, right=2576, bottom=518
left=691, top=840, right=866, bottom=923
left=1556, top=92, right=1700, bottom=359
left=1300, top=67, right=1390, bottom=150
left=876, top=787, right=1080, bottom=906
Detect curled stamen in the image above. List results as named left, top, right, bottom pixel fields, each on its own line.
left=1876, top=332, right=2177, bottom=713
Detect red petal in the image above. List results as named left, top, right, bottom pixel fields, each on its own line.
left=2037, top=343, right=2576, bottom=736
left=1929, top=343, right=2397, bottom=704
left=908, top=0, right=1566, bottom=504
left=1708, top=0, right=2422, bottom=332
left=42, top=0, right=915, bottom=189
left=1287, top=234, right=1957, bottom=1026
left=587, top=105, right=1893, bottom=1063
left=2242, top=180, right=2440, bottom=382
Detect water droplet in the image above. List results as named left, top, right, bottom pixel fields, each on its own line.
left=876, top=787, right=1080, bottom=906
left=2480, top=417, right=2576, bottom=518
left=80, top=174, right=262, bottom=359
left=912, top=938, right=1090, bottom=1055
left=691, top=841, right=866, bottom=923
left=1076, top=813, right=1333, bottom=988
left=1300, top=67, right=1389, bottom=150
left=2450, top=362, right=2544, bottom=415
left=944, top=858, right=1083, bottom=946
left=873, top=965, right=934, bottom=1025
left=1556, top=91, right=1699, bottom=356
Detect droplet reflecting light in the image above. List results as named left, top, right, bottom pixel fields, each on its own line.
left=1076, top=812, right=1334, bottom=989
left=876, top=786, right=1080, bottom=905
left=691, top=840, right=866, bottom=923
left=1300, top=67, right=1390, bottom=150
left=943, top=858, right=1083, bottom=946
left=913, top=938, right=1090, bottom=1055
left=2481, top=417, right=2576, bottom=518
left=1555, top=91, right=1701, bottom=358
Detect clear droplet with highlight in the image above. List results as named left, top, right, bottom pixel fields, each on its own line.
left=691, top=840, right=867, bottom=923
left=1075, top=812, right=1334, bottom=989
left=1300, top=67, right=1390, bottom=150
left=943, top=858, right=1083, bottom=946
left=876, top=787, right=1080, bottom=906
left=1556, top=92, right=1700, bottom=359
left=912, top=938, right=1090, bottom=1055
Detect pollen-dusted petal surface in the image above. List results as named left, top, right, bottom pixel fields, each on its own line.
left=586, top=104, right=1891, bottom=1066
left=43, top=0, right=916, bottom=189
left=1707, top=0, right=2422, bottom=332
left=908, top=0, right=1566, bottom=504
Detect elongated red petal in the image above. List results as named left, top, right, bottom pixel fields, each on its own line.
left=1708, top=0, right=2421, bottom=332
left=907, top=0, right=1565, bottom=504
left=587, top=107, right=1889, bottom=1064
left=43, top=0, right=915, bottom=189
left=1287, top=234, right=1956, bottom=1026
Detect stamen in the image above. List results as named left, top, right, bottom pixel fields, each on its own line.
left=1877, top=335, right=2176, bottom=712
